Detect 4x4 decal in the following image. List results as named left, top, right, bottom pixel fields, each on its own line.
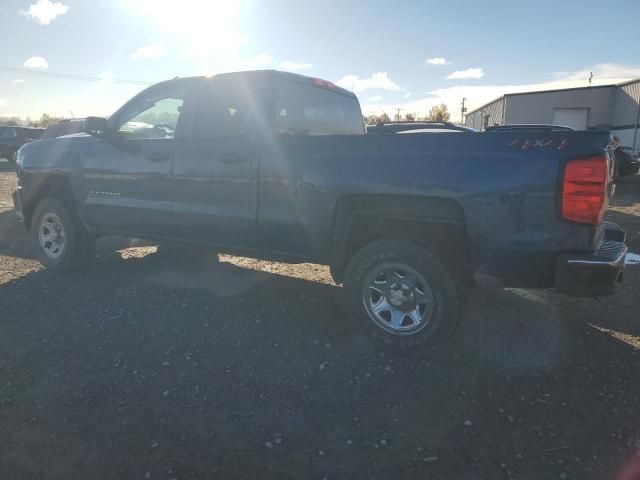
left=509, top=138, right=569, bottom=150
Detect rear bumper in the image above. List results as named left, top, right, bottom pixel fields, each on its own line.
left=555, top=222, right=627, bottom=297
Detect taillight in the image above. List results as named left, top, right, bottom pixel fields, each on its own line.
left=561, top=155, right=608, bottom=224
left=311, top=78, right=338, bottom=90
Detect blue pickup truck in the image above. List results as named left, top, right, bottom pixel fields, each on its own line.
left=12, top=70, right=628, bottom=351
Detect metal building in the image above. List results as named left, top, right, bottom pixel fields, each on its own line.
left=464, top=78, right=640, bottom=150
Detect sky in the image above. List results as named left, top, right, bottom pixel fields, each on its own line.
left=1, top=0, right=639, bottom=122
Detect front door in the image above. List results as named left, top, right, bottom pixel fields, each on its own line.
left=82, top=83, right=190, bottom=237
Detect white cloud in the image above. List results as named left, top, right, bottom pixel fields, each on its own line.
left=402, top=92, right=411, bottom=99
left=0, top=99, right=7, bottom=107
left=24, top=56, right=48, bottom=69
left=551, top=63, right=640, bottom=83
left=361, top=63, right=640, bottom=122
left=242, top=53, right=275, bottom=68
left=19, top=0, right=69, bottom=25
left=129, top=44, right=166, bottom=61
left=426, top=57, right=450, bottom=66
left=336, top=72, right=403, bottom=93
left=280, top=61, right=312, bottom=72
left=366, top=95, right=383, bottom=102
left=447, top=68, right=485, bottom=80
left=12, top=79, right=25, bottom=84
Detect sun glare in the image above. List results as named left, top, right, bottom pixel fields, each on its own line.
left=124, top=0, right=248, bottom=58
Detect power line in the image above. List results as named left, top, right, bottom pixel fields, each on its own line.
left=0, top=65, right=153, bottom=86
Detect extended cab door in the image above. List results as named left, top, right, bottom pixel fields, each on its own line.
left=258, top=77, right=365, bottom=258
left=81, top=81, right=192, bottom=236
left=170, top=77, right=261, bottom=247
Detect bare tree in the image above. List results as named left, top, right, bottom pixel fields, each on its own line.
left=425, top=103, right=451, bottom=123
left=364, top=114, right=378, bottom=125
left=0, top=116, right=23, bottom=126
left=376, top=112, right=391, bottom=125
left=36, top=113, right=62, bottom=127
left=404, top=112, right=415, bottom=122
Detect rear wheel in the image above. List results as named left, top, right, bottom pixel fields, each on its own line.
left=344, top=240, right=462, bottom=352
left=30, top=198, right=95, bottom=271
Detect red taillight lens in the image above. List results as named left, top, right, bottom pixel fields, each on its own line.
left=562, top=156, right=608, bottom=224
left=311, top=78, right=337, bottom=90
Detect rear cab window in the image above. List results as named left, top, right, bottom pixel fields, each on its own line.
left=275, top=79, right=364, bottom=136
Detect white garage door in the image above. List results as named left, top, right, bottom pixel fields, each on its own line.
left=552, top=108, right=589, bottom=130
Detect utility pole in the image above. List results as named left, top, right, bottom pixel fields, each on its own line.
left=460, top=97, right=467, bottom=125
left=395, top=108, right=403, bottom=122
left=588, top=71, right=593, bottom=87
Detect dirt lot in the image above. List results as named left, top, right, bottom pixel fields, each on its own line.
left=1, top=158, right=639, bottom=480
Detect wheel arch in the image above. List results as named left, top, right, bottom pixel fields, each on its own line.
left=21, top=173, right=77, bottom=229
left=329, top=194, right=471, bottom=284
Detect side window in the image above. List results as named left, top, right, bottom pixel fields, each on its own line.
left=275, top=81, right=364, bottom=135
left=193, top=82, right=248, bottom=139
left=115, top=88, right=186, bottom=140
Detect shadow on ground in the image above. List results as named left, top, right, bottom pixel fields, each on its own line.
left=0, top=165, right=639, bottom=478
left=1, top=230, right=639, bottom=479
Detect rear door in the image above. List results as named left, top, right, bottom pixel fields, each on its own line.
left=170, top=77, right=262, bottom=247
left=258, top=78, right=364, bottom=258
left=82, top=82, right=192, bottom=236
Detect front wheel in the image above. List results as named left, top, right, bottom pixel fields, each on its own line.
left=343, top=240, right=462, bottom=352
left=30, top=198, right=95, bottom=271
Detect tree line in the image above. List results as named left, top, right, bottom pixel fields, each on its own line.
left=3, top=104, right=454, bottom=129
left=0, top=113, right=65, bottom=128
left=364, top=103, right=451, bottom=125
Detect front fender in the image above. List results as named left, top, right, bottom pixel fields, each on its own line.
left=17, top=138, right=89, bottom=227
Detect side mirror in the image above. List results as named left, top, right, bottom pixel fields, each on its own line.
left=83, top=116, right=109, bottom=137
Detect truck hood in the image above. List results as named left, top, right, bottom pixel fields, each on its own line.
left=18, top=133, right=94, bottom=170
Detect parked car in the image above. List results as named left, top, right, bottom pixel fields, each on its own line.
left=367, top=121, right=475, bottom=134
left=0, top=126, right=44, bottom=164
left=12, top=70, right=628, bottom=351
left=484, top=124, right=576, bottom=132
left=40, top=119, right=86, bottom=140
left=613, top=145, right=640, bottom=177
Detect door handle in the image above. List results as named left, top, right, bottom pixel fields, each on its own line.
left=220, top=153, right=248, bottom=164
left=147, top=153, right=170, bottom=163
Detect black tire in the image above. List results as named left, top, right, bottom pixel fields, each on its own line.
left=343, top=240, right=462, bottom=352
left=30, top=198, right=95, bottom=271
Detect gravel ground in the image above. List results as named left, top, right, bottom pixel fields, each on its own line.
left=1, top=158, right=639, bottom=480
